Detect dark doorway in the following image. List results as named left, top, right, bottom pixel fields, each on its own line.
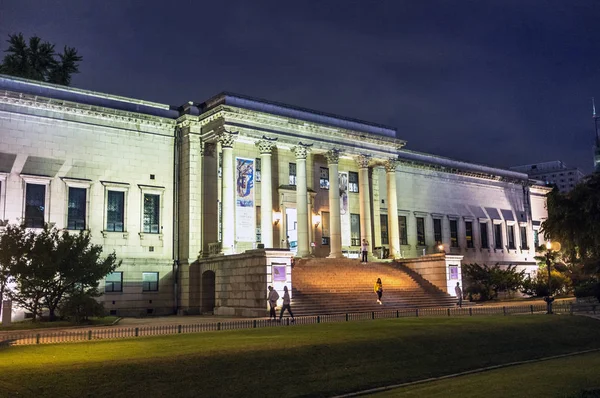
left=201, top=270, right=216, bottom=314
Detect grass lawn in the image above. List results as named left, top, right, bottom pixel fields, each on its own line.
left=374, top=351, right=600, bottom=397
left=0, top=316, right=599, bottom=397
left=0, top=316, right=119, bottom=331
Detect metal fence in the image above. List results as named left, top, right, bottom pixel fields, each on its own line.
left=1, top=302, right=597, bottom=347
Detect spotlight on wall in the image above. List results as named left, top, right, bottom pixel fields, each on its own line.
left=313, top=213, right=321, bottom=228
left=273, top=211, right=282, bottom=226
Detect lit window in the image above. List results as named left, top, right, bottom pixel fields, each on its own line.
left=380, top=214, right=389, bottom=245
left=106, top=191, right=125, bottom=232
left=321, top=211, right=330, bottom=245
left=255, top=158, right=261, bottom=182
left=348, top=172, right=359, bottom=193
left=350, top=214, right=360, bottom=246
left=143, top=194, right=160, bottom=234
left=320, top=167, right=329, bottom=189
left=289, top=163, right=296, bottom=186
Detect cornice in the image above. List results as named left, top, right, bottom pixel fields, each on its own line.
left=0, top=89, right=177, bottom=131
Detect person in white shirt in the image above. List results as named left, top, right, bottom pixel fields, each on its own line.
left=361, top=239, right=369, bottom=263
left=455, top=282, right=463, bottom=307
left=267, top=286, right=279, bottom=320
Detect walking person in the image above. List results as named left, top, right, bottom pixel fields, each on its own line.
left=361, top=239, right=369, bottom=263
left=374, top=277, right=383, bottom=305
left=455, top=282, right=463, bottom=308
left=279, top=286, right=295, bottom=323
left=267, top=286, right=279, bottom=320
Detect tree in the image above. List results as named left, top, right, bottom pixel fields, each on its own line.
left=541, top=173, right=600, bottom=301
left=0, top=224, right=120, bottom=321
left=463, top=263, right=525, bottom=301
left=0, top=33, right=82, bottom=86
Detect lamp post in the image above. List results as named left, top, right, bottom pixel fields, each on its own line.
left=544, top=240, right=561, bottom=314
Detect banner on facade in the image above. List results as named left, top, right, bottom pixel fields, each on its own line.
left=236, top=157, right=255, bottom=242
left=339, top=171, right=351, bottom=247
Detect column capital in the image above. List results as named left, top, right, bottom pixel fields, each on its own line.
left=384, top=158, right=399, bottom=172
left=217, top=130, right=238, bottom=148
left=256, top=139, right=277, bottom=154
left=292, top=142, right=312, bottom=159
left=356, top=154, right=371, bottom=169
left=325, top=149, right=340, bottom=165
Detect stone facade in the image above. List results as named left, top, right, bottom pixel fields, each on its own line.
left=0, top=75, right=551, bottom=316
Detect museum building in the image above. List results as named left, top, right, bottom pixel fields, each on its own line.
left=0, top=75, right=550, bottom=316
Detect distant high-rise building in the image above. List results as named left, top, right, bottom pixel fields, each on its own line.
left=510, top=161, right=586, bottom=192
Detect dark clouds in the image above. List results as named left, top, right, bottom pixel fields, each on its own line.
left=1, top=0, right=599, bottom=173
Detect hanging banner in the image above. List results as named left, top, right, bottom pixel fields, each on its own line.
left=339, top=171, right=351, bottom=247
left=236, top=157, right=255, bottom=242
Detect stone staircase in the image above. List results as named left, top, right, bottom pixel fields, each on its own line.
left=290, top=258, right=458, bottom=316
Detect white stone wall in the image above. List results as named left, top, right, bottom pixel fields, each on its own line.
left=0, top=99, right=176, bottom=316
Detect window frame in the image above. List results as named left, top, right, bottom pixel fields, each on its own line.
left=520, top=225, right=528, bottom=250
left=255, top=158, right=261, bottom=182
left=101, top=181, right=130, bottom=235
left=507, top=224, right=516, bottom=250
left=416, top=217, right=426, bottom=246
left=319, top=167, right=330, bottom=190
left=494, top=223, right=503, bottom=249
left=348, top=171, right=359, bottom=193
left=288, top=163, right=297, bottom=186
left=449, top=219, right=459, bottom=248
left=399, top=215, right=408, bottom=245
left=380, top=214, right=389, bottom=245
left=62, top=177, right=92, bottom=231
left=105, top=272, right=123, bottom=293
left=142, top=272, right=159, bottom=292
left=350, top=213, right=361, bottom=246
left=480, top=222, right=489, bottom=249
left=139, top=184, right=165, bottom=237
left=433, top=218, right=442, bottom=244
left=21, top=175, right=52, bottom=229
left=321, top=211, right=330, bottom=245
left=465, top=221, right=474, bottom=248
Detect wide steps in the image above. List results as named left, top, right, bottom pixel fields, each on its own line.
left=289, top=259, right=457, bottom=315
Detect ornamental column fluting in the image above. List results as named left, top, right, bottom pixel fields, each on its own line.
left=218, top=130, right=237, bottom=254
left=256, top=138, right=277, bottom=248
left=325, top=149, right=343, bottom=258
left=293, top=143, right=311, bottom=257
left=356, top=154, right=373, bottom=257
left=385, top=158, right=400, bottom=258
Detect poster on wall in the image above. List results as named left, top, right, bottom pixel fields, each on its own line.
left=236, top=157, right=255, bottom=242
left=339, top=171, right=351, bottom=247
left=273, top=265, right=286, bottom=282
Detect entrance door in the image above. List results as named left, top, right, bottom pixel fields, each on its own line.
left=285, top=208, right=297, bottom=254
left=201, top=270, right=216, bottom=314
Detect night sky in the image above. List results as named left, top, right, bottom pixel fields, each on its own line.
left=2, top=1, right=599, bottom=173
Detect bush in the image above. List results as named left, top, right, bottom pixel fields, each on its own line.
left=463, top=263, right=525, bottom=301
left=573, top=278, right=600, bottom=301
left=58, top=290, right=105, bottom=323
left=521, top=270, right=572, bottom=297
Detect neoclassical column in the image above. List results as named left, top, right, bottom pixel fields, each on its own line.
left=292, top=143, right=311, bottom=257
left=218, top=130, right=238, bottom=254
left=356, top=154, right=373, bottom=257
left=325, top=149, right=343, bottom=258
left=256, top=138, right=277, bottom=248
left=385, top=158, right=400, bottom=258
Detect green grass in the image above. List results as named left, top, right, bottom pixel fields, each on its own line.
left=374, top=351, right=600, bottom=397
left=0, top=316, right=599, bottom=397
left=0, top=316, right=119, bottom=331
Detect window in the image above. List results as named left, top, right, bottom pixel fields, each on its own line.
left=142, top=272, right=159, bottom=292
left=105, top=272, right=123, bottom=292
left=106, top=191, right=125, bottom=232
left=433, top=218, right=442, bottom=244
left=143, top=194, right=160, bottom=233
left=507, top=225, right=515, bottom=249
left=416, top=217, right=425, bottom=246
left=520, top=226, right=528, bottom=249
left=399, top=216, right=408, bottom=245
left=289, top=163, right=296, bottom=185
left=494, top=224, right=503, bottom=249
left=256, top=206, right=261, bottom=243
left=450, top=220, right=458, bottom=248
left=480, top=222, right=489, bottom=248
left=348, top=172, right=359, bottom=193
left=319, top=167, right=329, bottom=189
left=350, top=213, right=360, bottom=246
left=534, top=230, right=539, bottom=248
left=465, top=221, right=473, bottom=248
left=67, top=187, right=86, bottom=230
left=380, top=214, right=389, bottom=245
left=255, top=158, right=261, bottom=182
left=25, top=184, right=46, bottom=228
left=321, top=211, right=330, bottom=245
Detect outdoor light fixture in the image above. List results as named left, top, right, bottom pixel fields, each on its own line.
left=437, top=243, right=444, bottom=253
left=273, top=211, right=282, bottom=226
left=313, top=213, right=321, bottom=228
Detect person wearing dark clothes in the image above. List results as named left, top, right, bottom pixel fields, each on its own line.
left=374, top=278, right=383, bottom=304
left=455, top=282, right=463, bottom=308
left=361, top=239, right=369, bottom=263
left=267, top=286, right=279, bottom=320
left=279, top=286, right=295, bottom=322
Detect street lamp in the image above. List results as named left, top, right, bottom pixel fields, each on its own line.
left=544, top=240, right=561, bottom=314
